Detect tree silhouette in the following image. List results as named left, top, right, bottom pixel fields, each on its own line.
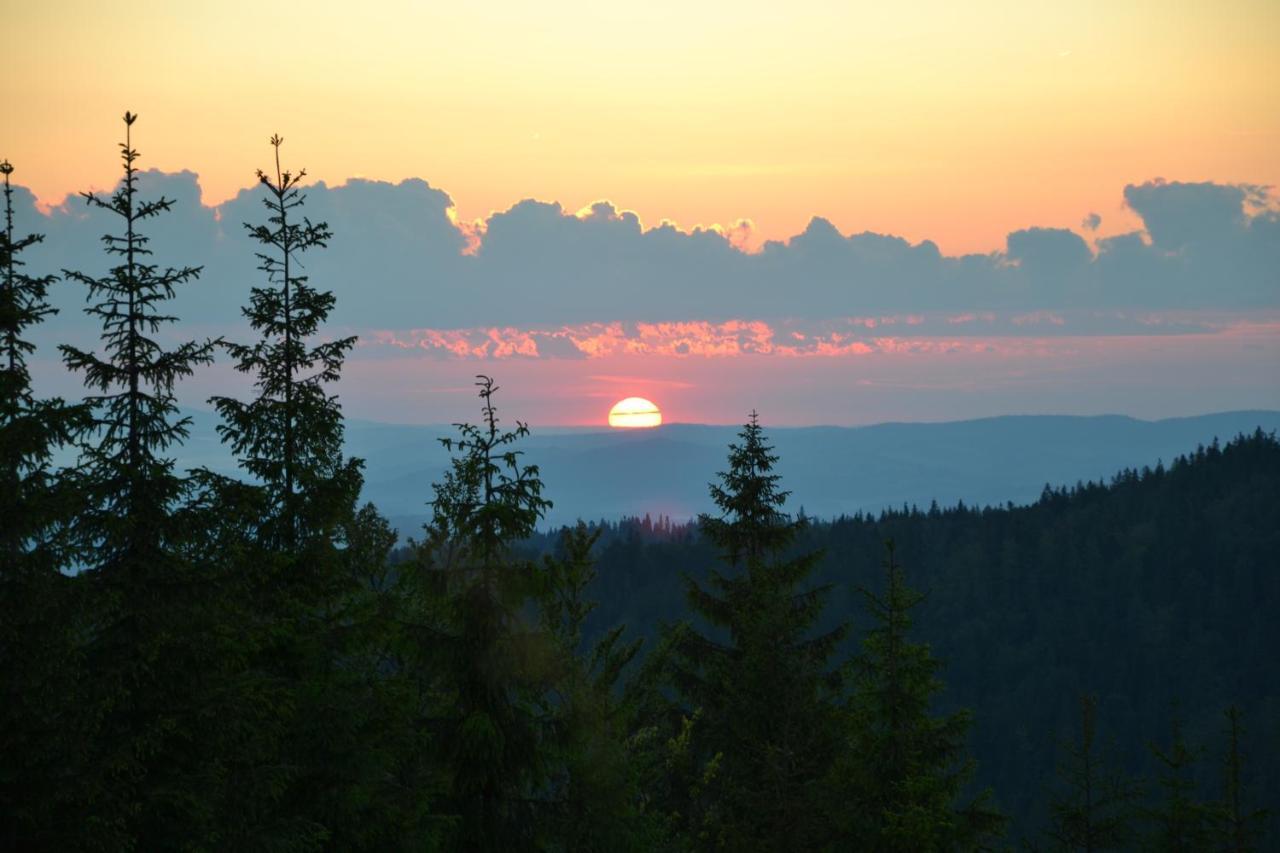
left=837, top=539, right=1004, bottom=851
left=667, top=412, right=848, bottom=851
left=411, top=375, right=554, bottom=851
left=1214, top=707, right=1268, bottom=852
left=1044, top=694, right=1138, bottom=852
left=0, top=157, right=90, bottom=848
left=60, top=111, right=216, bottom=564
left=211, top=133, right=360, bottom=550
left=58, top=111, right=221, bottom=847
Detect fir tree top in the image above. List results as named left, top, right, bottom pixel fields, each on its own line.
left=700, top=410, right=800, bottom=566
left=60, top=112, right=215, bottom=550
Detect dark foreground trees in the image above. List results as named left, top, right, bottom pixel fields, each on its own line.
left=0, top=156, right=89, bottom=848
left=57, top=112, right=223, bottom=847
left=664, top=412, right=848, bottom=850
left=834, top=540, right=1004, bottom=851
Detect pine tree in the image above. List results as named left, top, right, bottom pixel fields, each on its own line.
left=1044, top=694, right=1138, bottom=852
left=538, top=522, right=653, bottom=851
left=0, top=158, right=90, bottom=848
left=202, top=134, right=411, bottom=848
left=1144, top=711, right=1213, bottom=851
left=837, top=539, right=1004, bottom=851
left=410, top=375, right=553, bottom=852
left=667, top=412, right=847, bottom=851
left=60, top=112, right=216, bottom=564
left=58, top=111, right=221, bottom=847
left=1, top=157, right=85, bottom=563
left=1213, top=707, right=1267, bottom=853
left=210, top=133, right=361, bottom=550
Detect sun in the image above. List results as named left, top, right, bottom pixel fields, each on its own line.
left=608, top=397, right=662, bottom=429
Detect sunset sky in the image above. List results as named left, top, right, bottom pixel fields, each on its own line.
left=6, top=1, right=1279, bottom=426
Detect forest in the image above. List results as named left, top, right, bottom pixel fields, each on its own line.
left=2, top=116, right=1275, bottom=851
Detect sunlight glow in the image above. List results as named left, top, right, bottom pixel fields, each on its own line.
left=608, top=397, right=662, bottom=428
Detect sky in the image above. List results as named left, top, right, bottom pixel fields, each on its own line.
left=5, top=1, right=1279, bottom=426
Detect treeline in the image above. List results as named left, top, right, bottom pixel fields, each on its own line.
left=525, top=432, right=1280, bottom=845
left=1, top=117, right=1273, bottom=851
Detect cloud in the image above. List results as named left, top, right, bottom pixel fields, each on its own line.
left=348, top=311, right=1254, bottom=362
left=1082, top=212, right=1102, bottom=231
left=1123, top=179, right=1248, bottom=252
left=1005, top=227, right=1093, bottom=276
left=14, top=172, right=1278, bottom=355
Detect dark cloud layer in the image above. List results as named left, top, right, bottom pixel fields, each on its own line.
left=15, top=174, right=1279, bottom=339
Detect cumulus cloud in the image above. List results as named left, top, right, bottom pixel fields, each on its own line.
left=14, top=172, right=1279, bottom=351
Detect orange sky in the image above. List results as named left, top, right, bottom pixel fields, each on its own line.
left=6, top=1, right=1279, bottom=254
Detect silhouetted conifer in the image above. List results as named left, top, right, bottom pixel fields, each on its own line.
left=835, top=539, right=1004, bottom=851
left=411, top=375, right=554, bottom=851
left=667, top=412, right=847, bottom=851
left=1144, top=711, right=1213, bottom=851
left=200, top=134, right=412, bottom=847
left=1044, top=694, right=1138, bottom=852
left=537, top=522, right=656, bottom=850
left=58, top=111, right=221, bottom=847
left=0, top=157, right=90, bottom=848
left=210, top=133, right=361, bottom=550
left=1213, top=707, right=1268, bottom=853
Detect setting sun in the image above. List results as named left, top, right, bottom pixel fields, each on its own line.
left=608, top=397, right=662, bottom=429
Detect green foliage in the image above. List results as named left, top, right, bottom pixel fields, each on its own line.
left=666, top=413, right=849, bottom=851
left=410, top=376, right=554, bottom=851
left=210, top=134, right=360, bottom=550
left=0, top=156, right=92, bottom=849
left=538, top=522, right=655, bottom=851
left=59, top=112, right=216, bottom=561
left=1044, top=694, right=1139, bottom=852
left=1143, top=710, right=1213, bottom=851
left=837, top=540, right=1004, bottom=851
left=1213, top=707, right=1268, bottom=853
left=52, top=111, right=232, bottom=848
left=197, top=135, right=420, bottom=849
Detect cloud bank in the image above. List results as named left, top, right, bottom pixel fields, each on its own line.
left=12, top=174, right=1278, bottom=343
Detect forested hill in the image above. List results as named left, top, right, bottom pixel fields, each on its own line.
left=526, top=429, right=1280, bottom=841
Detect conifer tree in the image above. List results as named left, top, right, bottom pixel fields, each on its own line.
left=538, top=522, right=654, bottom=850
left=60, top=113, right=216, bottom=563
left=58, top=111, right=221, bottom=847
left=211, top=133, right=361, bottom=550
left=837, top=539, right=1003, bottom=851
left=1044, top=694, right=1138, bottom=852
left=0, top=158, right=89, bottom=847
left=1213, top=707, right=1267, bottom=853
left=411, top=375, right=553, bottom=852
left=203, top=134, right=410, bottom=847
left=1, top=157, right=83, bottom=561
left=667, top=412, right=847, bottom=851
left=1144, top=711, right=1213, bottom=851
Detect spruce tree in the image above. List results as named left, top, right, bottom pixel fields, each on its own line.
left=60, top=112, right=216, bottom=563
left=1, top=157, right=84, bottom=561
left=411, top=375, right=553, bottom=852
left=210, top=133, right=361, bottom=550
left=1144, top=711, right=1213, bottom=851
left=1213, top=707, right=1267, bottom=853
left=667, top=412, right=847, bottom=851
left=204, top=134, right=409, bottom=847
left=58, top=111, right=221, bottom=847
left=1044, top=694, right=1138, bottom=852
left=538, top=522, right=653, bottom=850
left=0, top=158, right=89, bottom=847
left=837, top=539, right=1003, bottom=851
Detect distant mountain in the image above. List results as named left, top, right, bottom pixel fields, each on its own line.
left=171, top=409, right=1280, bottom=537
